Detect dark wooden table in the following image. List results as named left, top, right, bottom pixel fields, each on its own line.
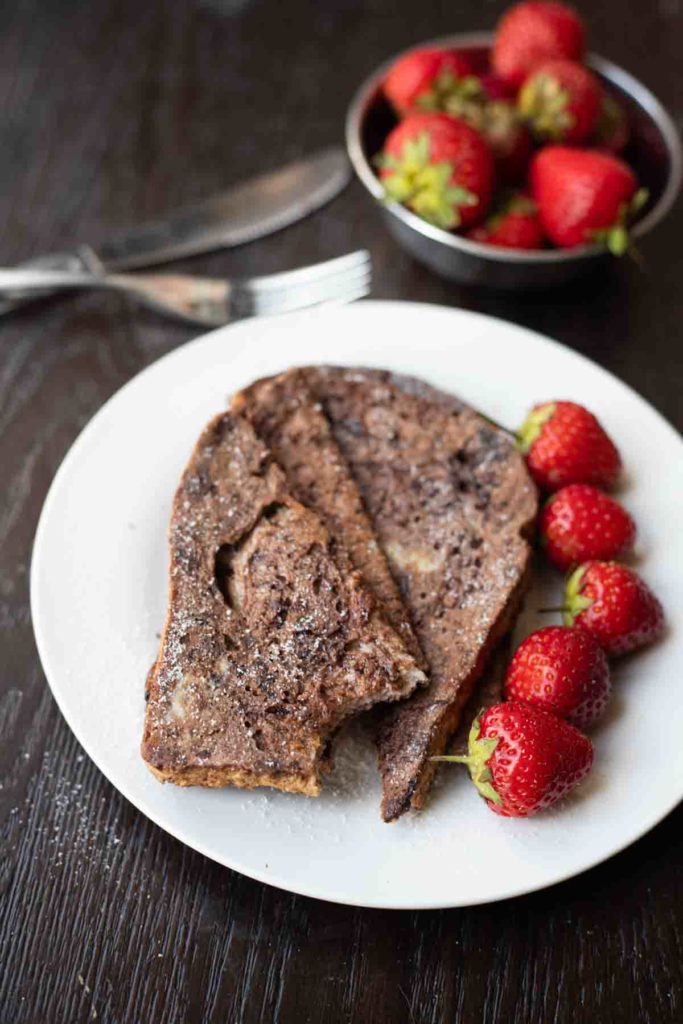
left=1, top=1, right=681, bottom=1021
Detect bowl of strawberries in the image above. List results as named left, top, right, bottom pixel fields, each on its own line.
left=345, top=2, right=682, bottom=288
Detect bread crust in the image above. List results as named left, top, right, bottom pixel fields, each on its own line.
left=146, top=763, right=322, bottom=796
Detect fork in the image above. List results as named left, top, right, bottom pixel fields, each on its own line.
left=0, top=250, right=372, bottom=327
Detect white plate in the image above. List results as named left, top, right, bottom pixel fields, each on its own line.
left=31, top=301, right=683, bottom=909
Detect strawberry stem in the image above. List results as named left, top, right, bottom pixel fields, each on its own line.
left=432, top=717, right=503, bottom=805
left=563, top=565, right=592, bottom=626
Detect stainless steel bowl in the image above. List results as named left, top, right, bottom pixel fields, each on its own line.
left=346, top=32, right=682, bottom=289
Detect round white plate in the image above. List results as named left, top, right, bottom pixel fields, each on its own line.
left=31, top=301, right=683, bottom=909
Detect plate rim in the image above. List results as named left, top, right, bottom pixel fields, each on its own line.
left=30, top=300, right=683, bottom=910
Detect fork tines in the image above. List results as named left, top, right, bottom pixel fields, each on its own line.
left=232, top=250, right=372, bottom=318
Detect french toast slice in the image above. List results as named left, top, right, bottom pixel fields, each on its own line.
left=232, top=370, right=425, bottom=669
left=142, top=412, right=425, bottom=795
left=304, top=367, right=538, bottom=820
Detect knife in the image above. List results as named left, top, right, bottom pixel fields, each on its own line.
left=0, top=147, right=351, bottom=312
left=93, top=146, right=351, bottom=270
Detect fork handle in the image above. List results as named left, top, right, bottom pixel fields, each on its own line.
left=107, top=272, right=231, bottom=325
left=0, top=268, right=231, bottom=326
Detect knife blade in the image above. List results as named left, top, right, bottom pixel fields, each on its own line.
left=0, top=147, right=351, bottom=316
left=96, top=146, right=352, bottom=271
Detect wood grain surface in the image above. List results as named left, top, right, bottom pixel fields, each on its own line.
left=1, top=1, right=682, bottom=1021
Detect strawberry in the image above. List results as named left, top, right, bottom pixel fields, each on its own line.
left=424, top=94, right=533, bottom=185
left=390, top=64, right=531, bottom=187
left=518, top=59, right=602, bottom=144
left=504, top=626, right=611, bottom=728
left=435, top=701, right=593, bottom=817
left=492, top=2, right=585, bottom=89
left=593, top=94, right=630, bottom=154
left=479, top=73, right=516, bottom=101
left=383, top=47, right=478, bottom=117
left=477, top=101, right=534, bottom=183
left=530, top=146, right=648, bottom=254
left=468, top=192, right=544, bottom=249
left=540, top=484, right=636, bottom=570
left=563, top=561, right=665, bottom=656
left=378, top=113, right=494, bottom=230
left=517, top=401, right=621, bottom=491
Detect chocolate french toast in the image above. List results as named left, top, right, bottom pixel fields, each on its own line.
left=232, top=370, right=424, bottom=669
left=304, top=367, right=538, bottom=820
left=142, top=411, right=425, bottom=795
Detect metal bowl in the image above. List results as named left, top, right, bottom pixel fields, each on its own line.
left=345, top=33, right=682, bottom=289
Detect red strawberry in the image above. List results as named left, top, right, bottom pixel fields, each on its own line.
left=384, top=47, right=478, bottom=117
left=468, top=192, right=544, bottom=249
left=479, top=101, right=534, bottom=183
left=397, top=62, right=531, bottom=184
left=563, top=562, right=665, bottom=656
left=479, top=73, right=516, bottom=101
left=379, top=113, right=494, bottom=230
left=504, top=626, right=611, bottom=728
left=593, top=94, right=630, bottom=154
left=435, top=701, right=593, bottom=817
left=540, top=484, right=636, bottom=570
left=492, top=2, right=585, bottom=88
left=519, top=59, right=602, bottom=144
left=517, top=401, right=622, bottom=491
left=427, top=95, right=532, bottom=185
left=531, top=146, right=648, bottom=254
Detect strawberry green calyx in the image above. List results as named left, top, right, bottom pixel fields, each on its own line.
left=597, top=223, right=629, bottom=257
left=518, top=74, right=573, bottom=140
left=591, top=187, right=649, bottom=257
left=516, top=402, right=555, bottom=454
left=379, top=133, right=477, bottom=230
left=431, top=715, right=502, bottom=805
left=416, top=70, right=484, bottom=116
left=483, top=191, right=537, bottom=234
left=563, top=565, right=593, bottom=626
left=504, top=193, right=537, bottom=217
left=595, top=95, right=626, bottom=149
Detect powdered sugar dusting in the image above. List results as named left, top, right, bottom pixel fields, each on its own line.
left=143, top=410, right=425, bottom=790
